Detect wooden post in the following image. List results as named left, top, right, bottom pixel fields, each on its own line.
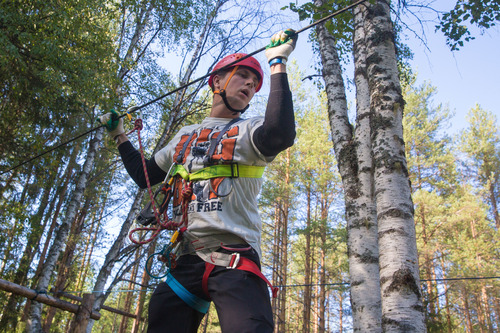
left=0, top=278, right=101, bottom=320
left=60, top=292, right=137, bottom=318
left=69, top=293, right=95, bottom=333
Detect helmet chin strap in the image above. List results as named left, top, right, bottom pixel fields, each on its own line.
left=213, top=66, right=250, bottom=114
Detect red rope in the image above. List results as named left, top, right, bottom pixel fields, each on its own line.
left=127, top=118, right=192, bottom=245
left=135, top=119, right=162, bottom=225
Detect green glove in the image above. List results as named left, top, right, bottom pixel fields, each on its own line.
left=265, top=29, right=297, bottom=64
left=98, top=109, right=125, bottom=138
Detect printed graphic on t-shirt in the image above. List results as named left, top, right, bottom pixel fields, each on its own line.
left=171, top=124, right=240, bottom=216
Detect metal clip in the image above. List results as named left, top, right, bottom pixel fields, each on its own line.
left=226, top=253, right=240, bottom=269
left=230, top=163, right=239, bottom=178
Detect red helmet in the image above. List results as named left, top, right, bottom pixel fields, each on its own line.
left=208, top=53, right=263, bottom=92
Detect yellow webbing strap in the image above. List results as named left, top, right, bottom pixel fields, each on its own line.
left=171, top=164, right=265, bottom=182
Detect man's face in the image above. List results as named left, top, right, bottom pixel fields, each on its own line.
left=214, top=67, right=259, bottom=110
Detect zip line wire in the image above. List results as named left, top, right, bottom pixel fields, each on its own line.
left=0, top=0, right=367, bottom=177
left=52, top=275, right=500, bottom=295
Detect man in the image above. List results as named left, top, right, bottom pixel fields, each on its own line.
left=100, top=29, right=296, bottom=332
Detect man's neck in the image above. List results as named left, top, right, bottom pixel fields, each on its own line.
left=209, top=100, right=240, bottom=119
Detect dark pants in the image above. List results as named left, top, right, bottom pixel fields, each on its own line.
left=147, top=247, right=274, bottom=333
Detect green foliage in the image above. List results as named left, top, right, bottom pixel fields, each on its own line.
left=403, top=77, right=456, bottom=193
left=283, top=0, right=353, bottom=38
left=282, top=0, right=354, bottom=63
left=260, top=63, right=348, bottom=331
left=459, top=105, right=500, bottom=184
left=436, top=0, right=500, bottom=50
left=403, top=77, right=499, bottom=331
left=0, top=0, right=120, bottom=171
left=458, top=105, right=500, bottom=227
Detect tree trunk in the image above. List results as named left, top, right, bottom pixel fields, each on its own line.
left=43, top=197, right=91, bottom=331
left=278, top=149, right=291, bottom=333
left=312, top=260, right=319, bottom=333
left=420, top=205, right=437, bottom=324
left=271, top=204, right=281, bottom=329
left=489, top=181, right=500, bottom=229
left=76, top=187, right=106, bottom=297
left=26, top=128, right=104, bottom=333
left=352, top=4, right=384, bottom=332
left=339, top=288, right=344, bottom=333
left=68, top=293, right=95, bottom=333
left=363, top=1, right=425, bottom=331
left=315, top=0, right=382, bottom=331
left=302, top=186, right=312, bottom=333
left=462, top=285, right=473, bottom=333
left=118, top=249, right=141, bottom=333
left=131, top=241, right=156, bottom=333
left=318, top=202, right=327, bottom=332
left=273, top=200, right=287, bottom=333
left=33, top=158, right=75, bottom=281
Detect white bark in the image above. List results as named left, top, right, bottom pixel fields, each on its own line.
left=350, top=3, right=383, bottom=332
left=315, top=1, right=382, bottom=331
left=363, top=1, right=425, bottom=331
left=26, top=128, right=104, bottom=333
left=315, top=0, right=381, bottom=332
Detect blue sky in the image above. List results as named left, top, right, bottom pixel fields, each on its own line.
left=159, top=1, right=499, bottom=135
left=399, top=1, right=500, bottom=134
left=282, top=0, right=500, bottom=135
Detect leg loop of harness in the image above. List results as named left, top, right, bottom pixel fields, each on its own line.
left=202, top=256, right=279, bottom=299
left=166, top=272, right=210, bottom=314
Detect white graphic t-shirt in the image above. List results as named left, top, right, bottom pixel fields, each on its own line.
left=154, top=117, right=273, bottom=258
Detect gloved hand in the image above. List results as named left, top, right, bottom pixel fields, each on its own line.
left=265, top=29, right=297, bottom=64
left=98, top=109, right=125, bottom=139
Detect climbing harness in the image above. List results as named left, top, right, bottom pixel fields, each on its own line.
left=127, top=117, right=277, bottom=312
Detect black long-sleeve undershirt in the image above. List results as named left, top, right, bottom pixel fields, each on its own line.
left=119, top=72, right=295, bottom=189
left=118, top=142, right=165, bottom=188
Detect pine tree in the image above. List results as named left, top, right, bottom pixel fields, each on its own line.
left=402, top=78, right=456, bottom=330
left=459, top=105, right=500, bottom=229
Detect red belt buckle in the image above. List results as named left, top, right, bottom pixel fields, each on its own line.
left=226, top=253, right=240, bottom=269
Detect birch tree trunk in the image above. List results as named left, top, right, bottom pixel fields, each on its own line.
left=26, top=128, right=104, bottom=333
left=363, top=1, right=425, bottom=331
left=315, top=0, right=382, bottom=331
left=351, top=3, right=383, bottom=332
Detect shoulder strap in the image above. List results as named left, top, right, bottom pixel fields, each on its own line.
left=176, top=131, right=197, bottom=164
left=205, top=118, right=242, bottom=165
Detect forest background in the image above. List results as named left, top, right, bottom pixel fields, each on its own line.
left=0, top=0, right=498, bottom=332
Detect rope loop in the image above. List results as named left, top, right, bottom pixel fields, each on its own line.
left=134, top=118, right=143, bottom=131
left=182, top=181, right=193, bottom=200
